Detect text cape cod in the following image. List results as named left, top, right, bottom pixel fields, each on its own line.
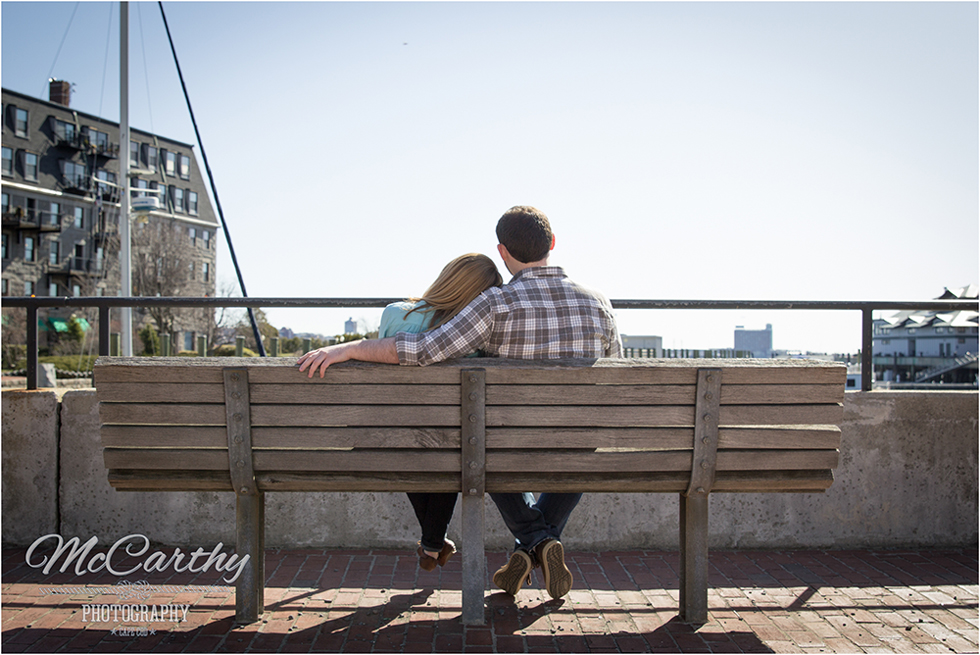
left=26, top=534, right=249, bottom=583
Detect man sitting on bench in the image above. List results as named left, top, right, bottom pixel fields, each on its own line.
left=299, top=205, right=622, bottom=600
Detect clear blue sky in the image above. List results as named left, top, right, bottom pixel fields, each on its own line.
left=3, top=1, right=977, bottom=353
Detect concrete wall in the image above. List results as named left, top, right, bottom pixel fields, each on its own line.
left=2, top=389, right=977, bottom=550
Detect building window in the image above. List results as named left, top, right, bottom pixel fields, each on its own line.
left=45, top=201, right=60, bottom=227
left=130, top=140, right=140, bottom=166
left=73, top=207, right=85, bottom=229
left=63, top=160, right=87, bottom=188
left=131, top=177, right=148, bottom=198
left=184, top=332, right=194, bottom=351
left=2, top=147, right=12, bottom=176
left=907, top=328, right=917, bottom=334
left=48, top=282, right=58, bottom=296
left=96, top=246, right=104, bottom=271
left=96, top=170, right=116, bottom=197
left=188, top=191, right=198, bottom=215
left=49, top=240, right=59, bottom=265
left=14, top=108, right=28, bottom=137
left=165, top=151, right=176, bottom=176
left=72, top=283, right=81, bottom=297
left=88, top=128, right=109, bottom=152
left=172, top=186, right=184, bottom=212
left=23, top=152, right=38, bottom=181
left=1, top=193, right=7, bottom=214
left=180, top=154, right=190, bottom=179
left=188, top=227, right=196, bottom=242
left=145, top=145, right=158, bottom=171
left=203, top=262, right=210, bottom=282
left=202, top=229, right=210, bottom=247
left=1, top=233, right=7, bottom=259
left=54, top=119, right=76, bottom=143
left=1, top=279, right=7, bottom=295
left=25, top=280, right=34, bottom=296
left=24, top=236, right=35, bottom=262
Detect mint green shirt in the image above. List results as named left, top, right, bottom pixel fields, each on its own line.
left=379, top=300, right=481, bottom=357
left=378, top=301, right=432, bottom=338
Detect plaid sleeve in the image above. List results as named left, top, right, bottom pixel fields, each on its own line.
left=395, top=294, right=494, bottom=366
left=606, top=314, right=623, bottom=358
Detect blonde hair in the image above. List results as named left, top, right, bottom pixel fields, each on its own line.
left=406, top=253, right=503, bottom=330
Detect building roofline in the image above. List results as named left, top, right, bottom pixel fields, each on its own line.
left=2, top=87, right=195, bottom=149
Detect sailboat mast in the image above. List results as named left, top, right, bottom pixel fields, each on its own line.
left=119, top=1, right=133, bottom=356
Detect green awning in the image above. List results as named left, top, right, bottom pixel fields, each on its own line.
left=76, top=318, right=91, bottom=331
left=48, top=318, right=69, bottom=333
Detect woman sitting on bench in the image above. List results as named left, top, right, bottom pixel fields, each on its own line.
left=377, top=253, right=503, bottom=571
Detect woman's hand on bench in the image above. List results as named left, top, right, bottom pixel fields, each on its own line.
left=298, top=337, right=400, bottom=377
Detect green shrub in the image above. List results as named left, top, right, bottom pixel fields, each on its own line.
left=139, top=324, right=161, bottom=356
left=176, top=350, right=199, bottom=357
left=213, top=344, right=258, bottom=357
left=2, top=344, right=27, bottom=370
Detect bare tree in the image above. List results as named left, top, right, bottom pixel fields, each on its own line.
left=131, top=218, right=191, bottom=336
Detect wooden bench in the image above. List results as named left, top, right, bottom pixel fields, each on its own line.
left=94, top=356, right=846, bottom=626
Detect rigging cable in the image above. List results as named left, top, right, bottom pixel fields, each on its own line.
left=136, top=3, right=156, bottom=135
left=156, top=1, right=266, bottom=356
left=98, top=2, right=114, bottom=119
left=41, top=2, right=80, bottom=100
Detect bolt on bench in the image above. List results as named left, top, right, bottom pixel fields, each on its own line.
left=94, top=356, right=846, bottom=625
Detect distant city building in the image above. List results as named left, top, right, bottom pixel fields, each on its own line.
left=734, top=324, right=773, bottom=358
left=621, top=334, right=662, bottom=357
left=873, top=285, right=978, bottom=384
left=344, top=317, right=357, bottom=334
left=2, top=83, right=218, bottom=350
left=279, top=326, right=295, bottom=339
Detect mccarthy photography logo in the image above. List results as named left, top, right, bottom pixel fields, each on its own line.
left=25, top=533, right=249, bottom=583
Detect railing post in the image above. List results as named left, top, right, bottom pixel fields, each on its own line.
left=270, top=337, right=279, bottom=357
left=197, top=335, right=208, bottom=357
left=26, top=304, right=38, bottom=391
left=99, top=306, right=110, bottom=356
left=302, top=338, right=311, bottom=354
left=862, top=307, right=873, bottom=391
left=110, top=333, right=120, bottom=357
left=236, top=336, right=245, bottom=357
left=160, top=333, right=171, bottom=357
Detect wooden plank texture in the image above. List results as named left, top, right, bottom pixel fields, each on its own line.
left=249, top=405, right=461, bottom=427
left=486, top=384, right=841, bottom=406
left=251, top=450, right=461, bottom=472
left=100, top=403, right=226, bottom=426
left=485, top=426, right=840, bottom=450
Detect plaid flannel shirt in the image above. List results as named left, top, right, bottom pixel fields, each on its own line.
left=395, top=266, right=622, bottom=366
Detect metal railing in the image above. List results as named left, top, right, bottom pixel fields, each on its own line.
left=3, top=296, right=977, bottom=391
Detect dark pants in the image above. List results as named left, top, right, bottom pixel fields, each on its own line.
left=407, top=492, right=458, bottom=551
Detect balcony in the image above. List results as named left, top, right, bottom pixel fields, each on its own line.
left=91, top=140, right=119, bottom=160
left=45, top=256, right=102, bottom=277
left=61, top=174, right=92, bottom=196
left=52, top=132, right=86, bottom=152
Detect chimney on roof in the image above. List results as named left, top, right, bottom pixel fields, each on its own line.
left=49, top=79, right=72, bottom=107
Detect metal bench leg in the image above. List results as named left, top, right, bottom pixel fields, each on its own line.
left=461, top=493, right=486, bottom=625
left=679, top=491, right=708, bottom=624
left=236, top=491, right=265, bottom=623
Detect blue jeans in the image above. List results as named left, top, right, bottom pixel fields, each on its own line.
left=489, top=492, right=582, bottom=557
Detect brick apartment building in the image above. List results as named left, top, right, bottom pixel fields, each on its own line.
left=2, top=82, right=219, bottom=352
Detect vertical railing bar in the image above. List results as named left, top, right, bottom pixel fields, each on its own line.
left=26, top=302, right=38, bottom=391
left=99, top=304, right=110, bottom=357
left=862, top=307, right=874, bottom=392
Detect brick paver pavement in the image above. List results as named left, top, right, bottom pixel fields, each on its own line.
left=2, top=547, right=976, bottom=653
